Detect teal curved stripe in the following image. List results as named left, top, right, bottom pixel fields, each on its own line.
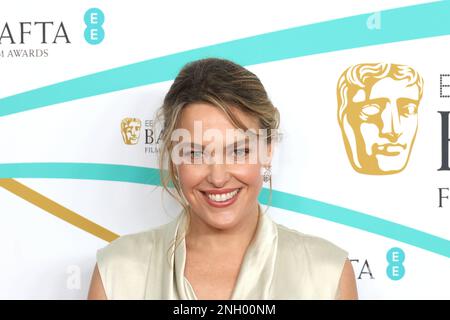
left=1, top=162, right=449, bottom=258
left=1, top=1, right=450, bottom=117
left=0, top=162, right=161, bottom=186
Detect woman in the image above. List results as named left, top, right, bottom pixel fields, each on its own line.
left=88, top=58, right=358, bottom=300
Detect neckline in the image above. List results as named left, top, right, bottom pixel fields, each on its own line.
left=183, top=276, right=199, bottom=300
left=182, top=211, right=262, bottom=300
left=175, top=205, right=278, bottom=300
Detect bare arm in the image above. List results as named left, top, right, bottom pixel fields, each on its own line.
left=335, top=258, right=358, bottom=300
left=87, top=263, right=107, bottom=300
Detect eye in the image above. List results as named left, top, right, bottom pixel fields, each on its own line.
left=190, top=150, right=203, bottom=159
left=233, top=148, right=249, bottom=158
left=182, top=149, right=202, bottom=159
left=400, top=103, right=417, bottom=116
left=361, top=104, right=381, bottom=116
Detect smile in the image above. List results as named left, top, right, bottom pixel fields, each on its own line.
left=201, top=188, right=242, bottom=208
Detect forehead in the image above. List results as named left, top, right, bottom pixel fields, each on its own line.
left=369, top=77, right=419, bottom=100
left=178, top=102, right=259, bottom=133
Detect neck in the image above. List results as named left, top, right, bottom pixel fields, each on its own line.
left=185, top=204, right=260, bottom=253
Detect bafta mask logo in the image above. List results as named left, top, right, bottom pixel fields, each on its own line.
left=337, top=63, right=424, bottom=175
left=121, top=117, right=142, bottom=145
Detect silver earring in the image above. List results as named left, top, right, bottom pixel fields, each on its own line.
left=263, top=166, right=272, bottom=183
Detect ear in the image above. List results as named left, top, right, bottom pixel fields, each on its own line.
left=262, top=141, right=274, bottom=167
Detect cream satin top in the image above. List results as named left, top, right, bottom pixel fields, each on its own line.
left=96, top=207, right=348, bottom=299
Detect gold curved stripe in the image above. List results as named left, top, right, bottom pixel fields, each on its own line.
left=0, top=178, right=119, bottom=242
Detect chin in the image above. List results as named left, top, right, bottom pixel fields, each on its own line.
left=376, top=155, right=408, bottom=172
left=203, top=211, right=241, bottom=230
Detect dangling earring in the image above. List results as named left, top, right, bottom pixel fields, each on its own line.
left=262, top=165, right=272, bottom=183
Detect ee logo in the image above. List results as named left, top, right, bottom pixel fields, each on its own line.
left=386, top=247, right=405, bottom=280
left=84, top=8, right=105, bottom=45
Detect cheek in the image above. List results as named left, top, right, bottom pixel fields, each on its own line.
left=360, top=123, right=379, bottom=143
left=233, top=164, right=263, bottom=190
left=177, top=165, right=206, bottom=194
left=401, top=116, right=418, bottom=139
left=177, top=164, right=263, bottom=192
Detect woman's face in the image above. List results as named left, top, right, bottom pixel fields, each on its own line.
left=174, top=102, right=271, bottom=231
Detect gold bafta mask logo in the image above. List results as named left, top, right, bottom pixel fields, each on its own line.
left=337, top=63, right=424, bottom=175
left=121, top=117, right=142, bottom=145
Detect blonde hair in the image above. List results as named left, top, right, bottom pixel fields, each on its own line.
left=155, top=58, right=280, bottom=263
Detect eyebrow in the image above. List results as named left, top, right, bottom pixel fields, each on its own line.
left=362, top=97, right=419, bottom=104
left=397, top=97, right=419, bottom=105
left=179, top=138, right=250, bottom=149
left=360, top=98, right=389, bottom=105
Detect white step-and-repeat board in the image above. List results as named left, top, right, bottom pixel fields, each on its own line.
left=0, top=0, right=449, bottom=299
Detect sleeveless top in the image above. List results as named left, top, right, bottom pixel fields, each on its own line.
left=96, top=207, right=348, bottom=299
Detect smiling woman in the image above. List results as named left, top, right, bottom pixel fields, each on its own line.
left=87, top=57, right=358, bottom=300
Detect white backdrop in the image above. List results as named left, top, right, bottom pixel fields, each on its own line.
left=0, top=0, right=449, bottom=299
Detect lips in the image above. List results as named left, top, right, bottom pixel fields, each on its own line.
left=375, top=143, right=406, bottom=156
left=200, top=188, right=242, bottom=208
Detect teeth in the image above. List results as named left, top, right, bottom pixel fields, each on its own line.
left=206, top=189, right=239, bottom=202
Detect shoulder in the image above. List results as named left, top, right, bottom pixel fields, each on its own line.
left=273, top=221, right=350, bottom=298
left=97, top=219, right=173, bottom=266
left=95, top=220, right=173, bottom=299
left=275, top=221, right=348, bottom=269
left=97, top=230, right=150, bottom=264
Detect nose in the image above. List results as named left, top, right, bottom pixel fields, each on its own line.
left=380, top=102, right=401, bottom=141
left=206, top=163, right=231, bottom=188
